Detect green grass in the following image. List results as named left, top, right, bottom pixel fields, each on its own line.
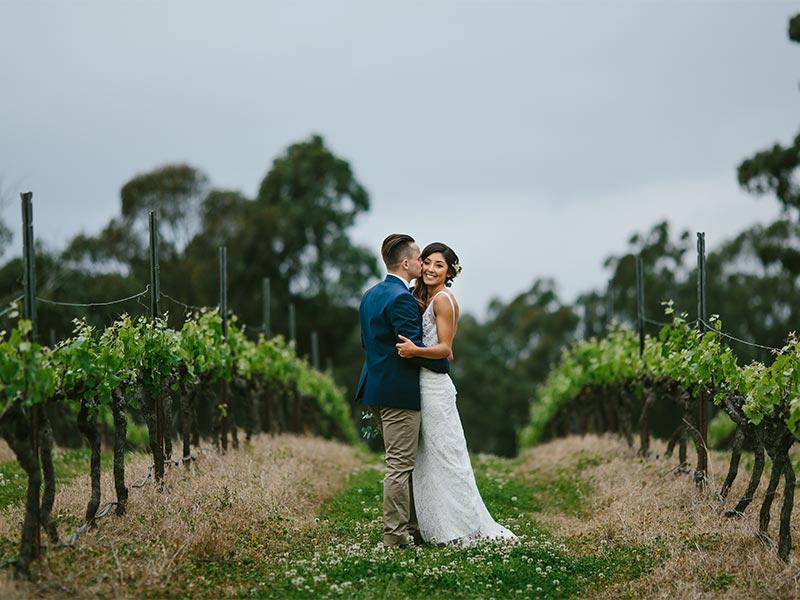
left=683, top=532, right=722, bottom=552
left=701, top=571, right=736, bottom=592
left=188, top=454, right=662, bottom=599
left=505, top=451, right=601, bottom=519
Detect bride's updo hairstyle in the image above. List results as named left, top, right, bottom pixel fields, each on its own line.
left=413, top=242, right=460, bottom=312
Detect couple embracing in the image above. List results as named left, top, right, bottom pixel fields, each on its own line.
left=355, top=234, right=516, bottom=547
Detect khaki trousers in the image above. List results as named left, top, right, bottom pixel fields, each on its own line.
left=371, top=406, right=421, bottom=546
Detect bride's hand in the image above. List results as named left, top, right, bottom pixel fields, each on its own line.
left=396, top=335, right=419, bottom=358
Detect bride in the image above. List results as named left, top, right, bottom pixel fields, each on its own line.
left=395, top=242, right=516, bottom=546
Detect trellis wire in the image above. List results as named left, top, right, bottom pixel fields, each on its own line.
left=0, top=296, right=23, bottom=319
left=160, top=291, right=206, bottom=313
left=699, top=318, right=782, bottom=353
left=37, top=286, right=150, bottom=308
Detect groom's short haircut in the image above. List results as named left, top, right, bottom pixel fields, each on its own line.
left=382, top=233, right=416, bottom=269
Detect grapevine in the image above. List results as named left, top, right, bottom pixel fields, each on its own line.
left=0, top=307, right=356, bottom=579
left=520, top=307, right=800, bottom=560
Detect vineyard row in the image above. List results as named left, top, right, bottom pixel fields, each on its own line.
left=0, top=308, right=358, bottom=579
left=520, top=307, right=800, bottom=560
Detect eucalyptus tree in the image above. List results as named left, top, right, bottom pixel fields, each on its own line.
left=0, top=178, right=14, bottom=259
left=737, top=14, right=800, bottom=218
left=253, top=134, right=379, bottom=364
left=706, top=219, right=800, bottom=365
left=601, top=220, right=694, bottom=330
left=120, top=163, right=210, bottom=256
left=256, top=134, right=377, bottom=303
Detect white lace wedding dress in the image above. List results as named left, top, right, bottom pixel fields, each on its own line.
left=413, top=291, right=517, bottom=545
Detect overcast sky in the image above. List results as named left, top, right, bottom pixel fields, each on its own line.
left=1, top=1, right=796, bottom=316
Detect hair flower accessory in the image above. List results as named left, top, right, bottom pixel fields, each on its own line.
left=442, top=254, right=462, bottom=287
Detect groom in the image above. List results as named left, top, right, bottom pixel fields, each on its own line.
left=355, top=233, right=450, bottom=548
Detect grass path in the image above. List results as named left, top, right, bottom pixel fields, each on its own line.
left=244, top=458, right=658, bottom=599
left=0, top=434, right=797, bottom=598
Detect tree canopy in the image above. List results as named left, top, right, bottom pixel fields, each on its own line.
left=257, top=134, right=376, bottom=304
left=738, top=14, right=800, bottom=218
left=3, top=135, right=378, bottom=388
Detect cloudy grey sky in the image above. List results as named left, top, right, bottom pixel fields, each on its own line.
left=1, top=1, right=796, bottom=316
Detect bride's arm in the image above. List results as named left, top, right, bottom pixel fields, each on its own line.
left=396, top=335, right=451, bottom=359
left=389, top=292, right=450, bottom=372
left=396, top=294, right=456, bottom=359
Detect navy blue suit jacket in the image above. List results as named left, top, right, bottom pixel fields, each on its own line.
left=355, top=275, right=450, bottom=410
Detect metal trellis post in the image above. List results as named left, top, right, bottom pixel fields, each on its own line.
left=636, top=254, right=645, bottom=356
left=149, top=212, right=161, bottom=319
left=219, top=247, right=229, bottom=450
left=288, top=303, right=296, bottom=347
left=20, top=192, right=37, bottom=339
left=219, top=247, right=228, bottom=338
left=20, top=191, right=41, bottom=558
left=150, top=212, right=166, bottom=465
left=696, top=232, right=708, bottom=483
left=262, top=277, right=271, bottom=338
left=311, top=331, right=320, bottom=370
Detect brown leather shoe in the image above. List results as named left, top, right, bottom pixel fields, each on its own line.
left=382, top=542, right=411, bottom=549
left=383, top=531, right=415, bottom=548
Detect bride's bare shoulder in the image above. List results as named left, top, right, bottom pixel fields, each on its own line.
left=433, top=291, right=459, bottom=314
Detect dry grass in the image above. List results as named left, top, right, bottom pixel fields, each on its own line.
left=3, top=431, right=800, bottom=598
left=0, top=433, right=362, bottom=599
left=518, top=434, right=800, bottom=599
left=0, top=439, right=16, bottom=464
